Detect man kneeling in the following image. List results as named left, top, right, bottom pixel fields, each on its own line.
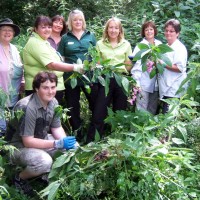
left=9, top=71, right=77, bottom=195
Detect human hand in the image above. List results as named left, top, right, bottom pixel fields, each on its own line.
left=54, top=136, right=76, bottom=150
left=73, top=64, right=84, bottom=74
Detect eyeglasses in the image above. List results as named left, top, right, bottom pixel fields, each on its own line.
left=165, top=30, right=176, bottom=33
left=0, top=28, right=14, bottom=33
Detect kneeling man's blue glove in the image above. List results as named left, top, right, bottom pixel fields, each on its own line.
left=54, top=136, right=76, bottom=150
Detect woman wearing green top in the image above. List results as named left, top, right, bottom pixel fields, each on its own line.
left=58, top=10, right=97, bottom=142
left=86, top=17, right=132, bottom=143
left=23, top=15, right=83, bottom=104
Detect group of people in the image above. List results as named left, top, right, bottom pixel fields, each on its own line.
left=0, top=9, right=187, bottom=195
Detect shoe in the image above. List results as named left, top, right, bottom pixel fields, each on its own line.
left=13, top=174, right=34, bottom=196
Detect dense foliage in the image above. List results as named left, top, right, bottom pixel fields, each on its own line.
left=0, top=0, right=200, bottom=199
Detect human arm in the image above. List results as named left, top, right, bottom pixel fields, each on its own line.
left=47, top=62, right=83, bottom=73
left=165, top=64, right=181, bottom=72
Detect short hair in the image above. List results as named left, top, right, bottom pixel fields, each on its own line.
left=67, top=9, right=86, bottom=31
left=164, top=19, right=181, bottom=33
left=32, top=71, right=58, bottom=92
left=102, top=17, right=124, bottom=43
left=34, top=15, right=52, bottom=30
left=51, top=15, right=67, bottom=36
left=141, top=21, right=158, bottom=37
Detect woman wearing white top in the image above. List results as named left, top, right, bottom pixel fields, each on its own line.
left=131, top=21, right=162, bottom=114
left=158, top=19, right=187, bottom=113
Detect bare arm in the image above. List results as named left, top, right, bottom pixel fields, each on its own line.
left=51, top=126, right=66, bottom=140
left=47, top=62, right=74, bottom=72
left=125, top=60, right=132, bottom=72
left=21, top=127, right=66, bottom=149
left=166, top=64, right=181, bottom=72
left=22, top=136, right=54, bottom=149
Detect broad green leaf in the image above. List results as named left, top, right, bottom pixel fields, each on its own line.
left=70, top=78, right=77, bottom=89
left=149, top=67, right=157, bottom=78
left=133, top=49, right=149, bottom=61
left=137, top=43, right=150, bottom=50
left=157, top=53, right=172, bottom=67
left=172, top=138, right=185, bottom=145
left=176, top=125, right=187, bottom=141
left=82, top=74, right=91, bottom=83
left=84, top=85, right=91, bottom=94
left=114, top=73, right=122, bottom=87
left=53, top=152, right=75, bottom=168
left=121, top=77, right=129, bottom=94
left=156, top=62, right=165, bottom=74
left=174, top=10, right=180, bottom=17
left=105, top=75, right=110, bottom=96
left=40, top=181, right=61, bottom=199
left=98, top=76, right=105, bottom=86
left=156, top=44, right=173, bottom=53
left=48, top=181, right=61, bottom=200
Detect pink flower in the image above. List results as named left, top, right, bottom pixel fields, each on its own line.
left=146, top=60, right=154, bottom=73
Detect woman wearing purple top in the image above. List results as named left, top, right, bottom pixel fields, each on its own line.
left=47, top=15, right=67, bottom=50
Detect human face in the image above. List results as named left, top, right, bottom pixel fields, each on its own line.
left=164, top=25, right=179, bottom=45
left=107, top=21, right=120, bottom=41
left=36, top=80, right=57, bottom=106
left=35, top=24, right=52, bottom=40
left=0, top=26, right=14, bottom=43
left=71, top=14, right=83, bottom=31
left=52, top=20, right=63, bottom=34
left=144, top=26, right=155, bottom=41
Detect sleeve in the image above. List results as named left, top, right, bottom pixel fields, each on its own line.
left=125, top=42, right=133, bottom=61
left=57, top=35, right=66, bottom=56
left=28, top=39, right=57, bottom=67
left=173, top=44, right=187, bottom=73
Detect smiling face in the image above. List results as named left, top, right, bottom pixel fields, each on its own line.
left=52, top=19, right=63, bottom=34
left=0, top=25, right=14, bottom=43
left=35, top=23, right=52, bottom=40
left=71, top=14, right=84, bottom=31
left=107, top=20, right=120, bottom=41
left=144, top=26, right=155, bottom=41
left=36, top=80, right=57, bottom=106
left=164, top=25, right=179, bottom=45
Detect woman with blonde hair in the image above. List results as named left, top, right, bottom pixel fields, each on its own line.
left=86, top=17, right=132, bottom=143
left=58, top=9, right=97, bottom=142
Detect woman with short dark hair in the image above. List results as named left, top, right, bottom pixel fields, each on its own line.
left=158, top=19, right=188, bottom=113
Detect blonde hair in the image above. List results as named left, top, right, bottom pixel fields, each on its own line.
left=67, top=9, right=86, bottom=31
left=102, top=17, right=124, bottom=42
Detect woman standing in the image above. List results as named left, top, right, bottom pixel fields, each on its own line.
left=86, top=17, right=132, bottom=143
left=158, top=19, right=187, bottom=113
left=0, top=18, right=24, bottom=136
left=131, top=21, right=162, bottom=114
left=23, top=16, right=83, bottom=104
left=48, top=15, right=67, bottom=50
left=58, top=9, right=97, bottom=142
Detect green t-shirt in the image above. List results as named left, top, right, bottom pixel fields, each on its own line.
left=58, top=30, right=96, bottom=86
left=96, top=39, right=132, bottom=66
left=23, top=32, right=65, bottom=91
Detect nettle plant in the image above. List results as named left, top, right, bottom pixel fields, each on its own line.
left=67, top=45, right=136, bottom=97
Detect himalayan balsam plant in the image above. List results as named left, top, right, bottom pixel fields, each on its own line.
left=133, top=43, right=173, bottom=79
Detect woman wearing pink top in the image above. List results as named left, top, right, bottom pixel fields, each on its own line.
left=0, top=18, right=24, bottom=136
